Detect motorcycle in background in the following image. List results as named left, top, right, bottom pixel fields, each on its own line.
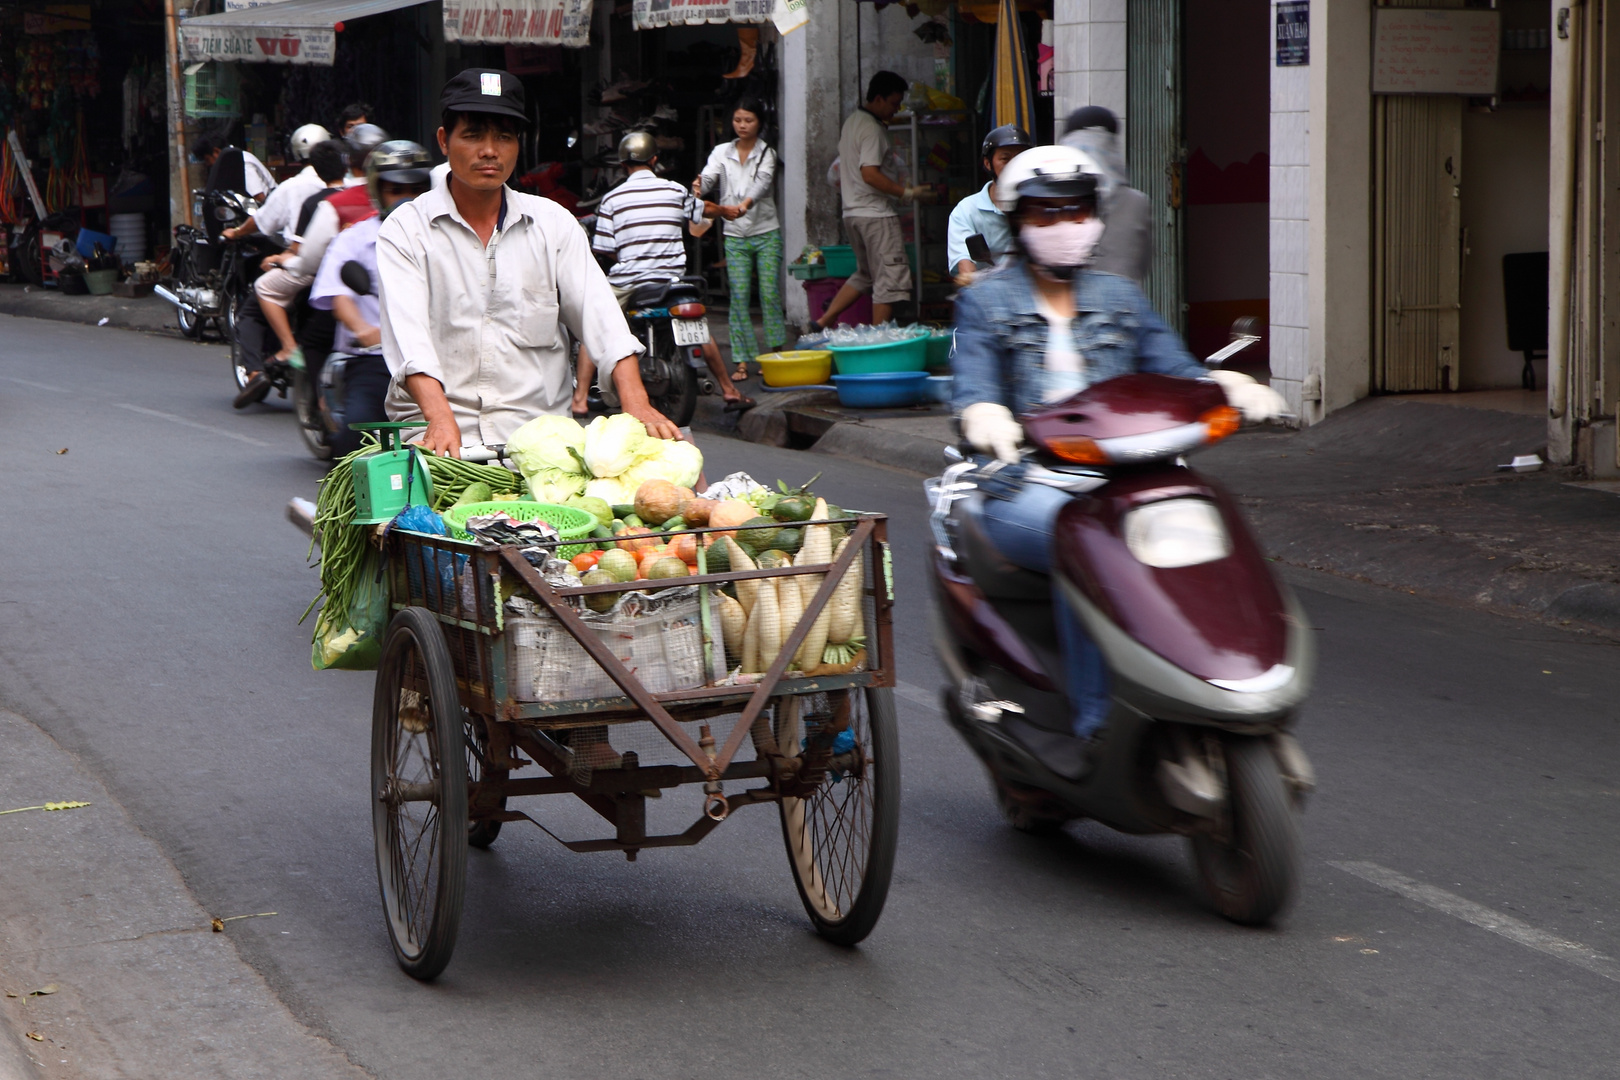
left=155, top=188, right=283, bottom=395
left=928, top=320, right=1315, bottom=925
left=572, top=213, right=715, bottom=427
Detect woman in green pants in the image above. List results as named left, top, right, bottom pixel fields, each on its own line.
left=696, top=97, right=784, bottom=380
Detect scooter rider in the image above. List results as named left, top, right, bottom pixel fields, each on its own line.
left=951, top=144, right=1287, bottom=773
left=378, top=68, right=680, bottom=453
left=946, top=124, right=1032, bottom=286
left=308, top=141, right=432, bottom=456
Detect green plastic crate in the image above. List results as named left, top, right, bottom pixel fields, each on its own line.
left=442, top=501, right=597, bottom=558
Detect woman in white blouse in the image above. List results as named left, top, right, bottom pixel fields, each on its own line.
left=695, top=98, right=784, bottom=380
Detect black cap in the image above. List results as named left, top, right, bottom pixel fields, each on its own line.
left=1063, top=105, right=1118, bottom=134
left=439, top=68, right=526, bottom=121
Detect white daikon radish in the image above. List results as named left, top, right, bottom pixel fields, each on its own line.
left=776, top=567, right=805, bottom=669
left=795, top=521, right=834, bottom=670
left=756, top=577, right=782, bottom=668
left=741, top=596, right=761, bottom=673
left=723, top=536, right=759, bottom=614
left=718, top=593, right=747, bottom=666
left=826, top=537, right=864, bottom=644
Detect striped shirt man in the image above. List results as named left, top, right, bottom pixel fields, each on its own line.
left=592, top=167, right=703, bottom=289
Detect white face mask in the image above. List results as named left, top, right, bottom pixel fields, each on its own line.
left=1020, top=217, right=1106, bottom=271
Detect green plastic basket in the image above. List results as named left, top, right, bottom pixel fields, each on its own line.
left=441, top=501, right=597, bottom=558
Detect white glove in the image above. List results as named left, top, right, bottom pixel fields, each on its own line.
left=1206, top=369, right=1291, bottom=423
left=960, top=402, right=1024, bottom=464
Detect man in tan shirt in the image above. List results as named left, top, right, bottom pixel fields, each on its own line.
left=813, top=71, right=930, bottom=331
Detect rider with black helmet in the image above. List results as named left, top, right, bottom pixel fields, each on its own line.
left=946, top=123, right=1033, bottom=287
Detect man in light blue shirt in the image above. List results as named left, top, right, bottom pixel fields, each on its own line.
left=946, top=124, right=1033, bottom=286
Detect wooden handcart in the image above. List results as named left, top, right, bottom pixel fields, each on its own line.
left=372, top=513, right=899, bottom=979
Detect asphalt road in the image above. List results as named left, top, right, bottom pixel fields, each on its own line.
left=2, top=316, right=1617, bottom=1078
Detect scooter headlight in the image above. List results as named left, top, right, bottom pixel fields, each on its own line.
left=1122, top=497, right=1231, bottom=568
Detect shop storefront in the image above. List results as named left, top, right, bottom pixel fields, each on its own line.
left=2, top=1, right=170, bottom=283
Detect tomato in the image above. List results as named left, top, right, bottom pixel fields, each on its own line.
left=571, top=551, right=601, bottom=572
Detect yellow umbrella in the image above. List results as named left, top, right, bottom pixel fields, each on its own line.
left=991, top=0, right=1035, bottom=133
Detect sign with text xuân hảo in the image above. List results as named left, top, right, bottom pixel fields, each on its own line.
left=1275, top=0, right=1308, bottom=67
left=1373, top=8, right=1500, bottom=95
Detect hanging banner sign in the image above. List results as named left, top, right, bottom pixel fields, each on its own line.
left=630, top=0, right=775, bottom=30
left=180, top=23, right=335, bottom=64
left=443, top=0, right=594, bottom=48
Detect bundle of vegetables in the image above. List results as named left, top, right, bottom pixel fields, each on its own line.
left=504, top=413, right=704, bottom=507
left=302, top=442, right=525, bottom=647
left=709, top=498, right=866, bottom=676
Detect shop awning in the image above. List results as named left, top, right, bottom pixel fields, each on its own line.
left=179, top=0, right=427, bottom=65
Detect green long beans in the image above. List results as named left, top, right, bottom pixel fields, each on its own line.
left=300, top=444, right=525, bottom=633
left=419, top=454, right=524, bottom=511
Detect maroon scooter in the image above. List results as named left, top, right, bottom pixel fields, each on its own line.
left=928, top=332, right=1315, bottom=925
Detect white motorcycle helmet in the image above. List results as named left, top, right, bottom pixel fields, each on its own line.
left=288, top=123, right=333, bottom=162
left=992, top=143, right=1105, bottom=213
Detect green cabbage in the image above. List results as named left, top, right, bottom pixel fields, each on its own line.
left=583, top=476, right=638, bottom=506
left=564, top=494, right=614, bottom=527
left=506, top=415, right=587, bottom=476
left=582, top=413, right=648, bottom=478
left=524, top=468, right=588, bottom=504
left=620, top=439, right=704, bottom=490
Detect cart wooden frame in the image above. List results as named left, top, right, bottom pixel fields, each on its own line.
left=371, top=513, right=899, bottom=979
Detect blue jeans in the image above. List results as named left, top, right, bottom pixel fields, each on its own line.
left=979, top=481, right=1112, bottom=739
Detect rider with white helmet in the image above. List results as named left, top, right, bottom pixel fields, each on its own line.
left=223, top=122, right=338, bottom=246
left=289, top=123, right=333, bottom=163
left=951, top=141, right=1289, bottom=753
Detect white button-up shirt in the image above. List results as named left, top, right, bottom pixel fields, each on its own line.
left=376, top=183, right=644, bottom=448
left=698, top=139, right=779, bottom=237
left=250, top=164, right=324, bottom=245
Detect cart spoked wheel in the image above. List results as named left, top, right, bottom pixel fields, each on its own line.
left=776, top=687, right=899, bottom=946
left=372, top=607, right=468, bottom=980
left=464, top=714, right=506, bottom=850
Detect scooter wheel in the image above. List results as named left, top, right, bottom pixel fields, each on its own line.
left=1190, top=735, right=1301, bottom=925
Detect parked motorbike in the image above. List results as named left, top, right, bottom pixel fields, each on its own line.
left=927, top=321, right=1315, bottom=925
left=155, top=188, right=281, bottom=394
left=572, top=213, right=715, bottom=427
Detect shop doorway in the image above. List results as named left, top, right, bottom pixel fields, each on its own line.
left=1179, top=0, right=1271, bottom=373
left=1374, top=0, right=1550, bottom=392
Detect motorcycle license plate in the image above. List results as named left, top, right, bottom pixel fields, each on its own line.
left=672, top=318, right=710, bottom=346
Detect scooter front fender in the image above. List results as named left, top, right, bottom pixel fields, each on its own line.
left=1053, top=467, right=1313, bottom=727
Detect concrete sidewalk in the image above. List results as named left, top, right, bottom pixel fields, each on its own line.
left=0, top=709, right=366, bottom=1080
left=0, top=284, right=183, bottom=338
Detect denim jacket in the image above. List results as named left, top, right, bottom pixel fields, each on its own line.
left=950, top=262, right=1207, bottom=416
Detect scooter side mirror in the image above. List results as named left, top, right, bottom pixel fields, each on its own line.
left=340, top=259, right=373, bottom=296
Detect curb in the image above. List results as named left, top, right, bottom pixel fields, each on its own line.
left=0, top=286, right=186, bottom=340
left=809, top=421, right=952, bottom=476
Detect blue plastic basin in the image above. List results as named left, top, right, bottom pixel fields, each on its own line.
left=830, top=371, right=929, bottom=408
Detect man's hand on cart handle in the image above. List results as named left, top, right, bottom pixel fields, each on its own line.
left=402, top=374, right=463, bottom=458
